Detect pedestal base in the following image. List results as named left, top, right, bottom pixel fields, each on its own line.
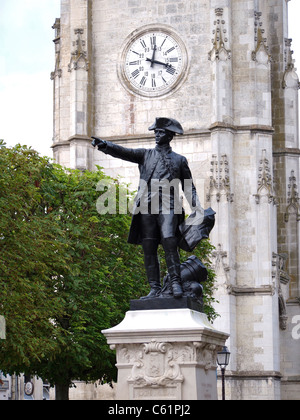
left=102, top=308, right=229, bottom=400
left=130, top=296, right=203, bottom=312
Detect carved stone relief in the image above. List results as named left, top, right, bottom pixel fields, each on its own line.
left=211, top=243, right=230, bottom=281
left=272, top=253, right=291, bottom=330
left=208, top=8, right=231, bottom=62
left=207, top=155, right=234, bottom=203
left=252, top=12, right=271, bottom=65
left=68, top=28, right=89, bottom=72
left=254, top=149, right=275, bottom=204
left=116, top=339, right=221, bottom=399
left=128, top=341, right=183, bottom=388
left=283, top=39, right=300, bottom=90
left=50, top=18, right=62, bottom=79
left=285, top=170, right=300, bottom=222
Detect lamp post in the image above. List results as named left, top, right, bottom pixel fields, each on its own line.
left=217, top=346, right=230, bottom=401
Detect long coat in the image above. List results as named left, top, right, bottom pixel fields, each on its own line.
left=101, top=141, right=199, bottom=245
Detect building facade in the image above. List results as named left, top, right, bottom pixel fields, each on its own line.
left=51, top=0, right=300, bottom=400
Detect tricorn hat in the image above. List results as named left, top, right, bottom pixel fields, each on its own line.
left=148, top=117, right=184, bottom=135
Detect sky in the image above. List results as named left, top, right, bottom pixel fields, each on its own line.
left=0, top=0, right=299, bottom=159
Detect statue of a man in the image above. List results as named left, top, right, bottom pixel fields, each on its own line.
left=92, top=117, right=203, bottom=300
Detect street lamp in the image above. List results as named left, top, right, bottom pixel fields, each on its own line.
left=217, top=346, right=230, bottom=400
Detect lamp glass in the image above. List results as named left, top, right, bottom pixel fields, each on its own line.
left=217, top=346, right=230, bottom=368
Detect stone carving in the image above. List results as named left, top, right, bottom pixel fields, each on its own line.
left=50, top=18, right=62, bottom=79
left=208, top=8, right=231, bottom=62
left=283, top=39, right=300, bottom=90
left=211, top=244, right=230, bottom=281
left=128, top=340, right=183, bottom=388
left=207, top=155, right=233, bottom=203
left=193, top=343, right=219, bottom=372
left=68, top=29, right=89, bottom=72
left=254, top=149, right=275, bottom=204
left=272, top=253, right=291, bottom=331
left=125, top=339, right=220, bottom=392
left=252, top=12, right=271, bottom=65
left=285, top=170, right=300, bottom=222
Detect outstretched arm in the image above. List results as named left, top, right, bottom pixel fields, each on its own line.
left=91, top=136, right=145, bottom=164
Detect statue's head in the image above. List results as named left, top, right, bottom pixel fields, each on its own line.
left=149, top=117, right=184, bottom=146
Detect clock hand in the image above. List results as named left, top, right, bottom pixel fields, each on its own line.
left=146, top=57, right=171, bottom=67
left=150, top=45, right=156, bottom=68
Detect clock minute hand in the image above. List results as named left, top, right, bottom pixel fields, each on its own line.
left=150, top=45, right=156, bottom=68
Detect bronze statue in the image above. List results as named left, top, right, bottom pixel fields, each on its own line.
left=92, top=118, right=214, bottom=301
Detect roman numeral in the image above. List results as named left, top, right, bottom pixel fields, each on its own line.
left=129, top=61, right=140, bottom=65
left=166, top=46, right=175, bottom=54
left=161, top=37, right=167, bottom=48
left=140, top=76, right=147, bottom=86
left=150, top=36, right=156, bottom=47
left=166, top=66, right=176, bottom=75
left=131, top=69, right=140, bottom=79
left=140, top=39, right=147, bottom=48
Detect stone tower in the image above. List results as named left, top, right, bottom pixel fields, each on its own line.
left=51, top=0, right=300, bottom=400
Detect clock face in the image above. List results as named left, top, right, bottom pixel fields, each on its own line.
left=121, top=28, right=188, bottom=98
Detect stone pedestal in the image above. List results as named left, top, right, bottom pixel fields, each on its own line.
left=102, top=302, right=229, bottom=400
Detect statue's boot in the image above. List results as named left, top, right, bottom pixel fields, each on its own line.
left=140, top=239, right=161, bottom=300
left=165, top=254, right=183, bottom=298
left=140, top=257, right=161, bottom=299
left=162, top=238, right=183, bottom=299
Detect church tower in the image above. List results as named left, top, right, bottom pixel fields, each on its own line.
left=51, top=0, right=300, bottom=400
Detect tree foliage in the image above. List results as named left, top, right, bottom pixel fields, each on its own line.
left=0, top=141, right=69, bottom=371
left=0, top=141, right=218, bottom=399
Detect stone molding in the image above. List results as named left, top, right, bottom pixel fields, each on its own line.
left=273, top=148, right=300, bottom=157
left=209, top=122, right=274, bottom=134
left=225, top=370, right=282, bottom=380
left=227, top=285, right=275, bottom=296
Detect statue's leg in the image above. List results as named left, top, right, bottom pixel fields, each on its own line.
left=140, top=238, right=161, bottom=299
left=161, top=237, right=183, bottom=299
left=139, top=215, right=161, bottom=300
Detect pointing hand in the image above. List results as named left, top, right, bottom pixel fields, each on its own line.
left=91, top=136, right=106, bottom=149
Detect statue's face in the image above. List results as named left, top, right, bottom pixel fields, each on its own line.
left=155, top=129, right=173, bottom=146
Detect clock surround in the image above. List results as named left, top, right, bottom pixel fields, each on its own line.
left=118, top=25, right=189, bottom=98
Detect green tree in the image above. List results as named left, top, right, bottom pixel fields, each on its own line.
left=0, top=141, right=70, bottom=372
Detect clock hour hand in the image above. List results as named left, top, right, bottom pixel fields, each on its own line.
left=146, top=57, right=171, bottom=68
